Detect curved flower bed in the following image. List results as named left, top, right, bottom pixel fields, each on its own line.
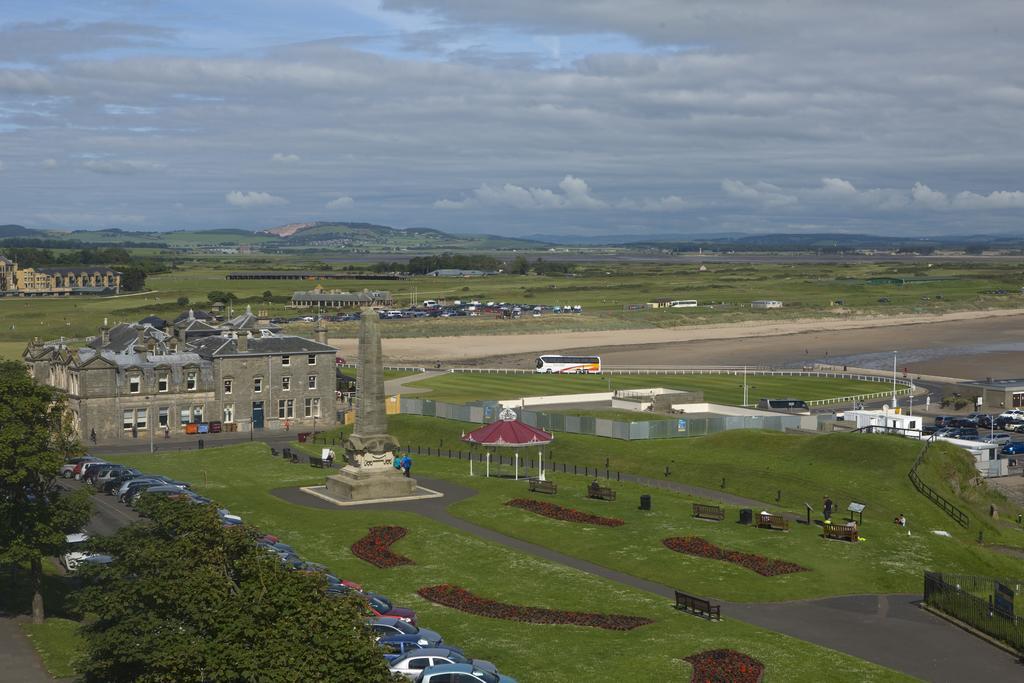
left=662, top=536, right=808, bottom=577
left=351, top=526, right=414, bottom=568
left=506, top=498, right=625, bottom=527
left=685, top=649, right=764, bottom=683
left=418, top=584, right=653, bottom=631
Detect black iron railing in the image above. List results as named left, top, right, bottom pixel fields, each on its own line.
left=924, top=572, right=1024, bottom=653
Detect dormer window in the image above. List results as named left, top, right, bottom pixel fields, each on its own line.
left=186, top=371, right=197, bottom=391
left=129, top=374, right=141, bottom=394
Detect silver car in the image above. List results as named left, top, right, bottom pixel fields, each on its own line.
left=390, top=648, right=497, bottom=681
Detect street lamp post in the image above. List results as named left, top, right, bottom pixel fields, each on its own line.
left=148, top=397, right=154, bottom=454
left=892, top=351, right=898, bottom=410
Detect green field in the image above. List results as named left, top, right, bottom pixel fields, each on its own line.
left=107, top=444, right=912, bottom=682
left=2, top=257, right=1023, bottom=359
left=400, top=371, right=890, bottom=405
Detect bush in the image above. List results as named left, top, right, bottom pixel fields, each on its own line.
left=176, top=296, right=189, bottom=306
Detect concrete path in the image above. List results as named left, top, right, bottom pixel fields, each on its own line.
left=275, top=477, right=1024, bottom=682
left=0, top=617, right=61, bottom=682
left=384, top=369, right=445, bottom=396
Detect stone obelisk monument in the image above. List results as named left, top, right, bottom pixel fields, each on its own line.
left=325, top=308, right=417, bottom=501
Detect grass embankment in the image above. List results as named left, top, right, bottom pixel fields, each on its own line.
left=400, top=372, right=888, bottom=405
left=21, top=618, right=83, bottom=679
left=114, top=445, right=911, bottom=682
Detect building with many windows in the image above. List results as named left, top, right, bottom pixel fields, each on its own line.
left=0, top=254, right=121, bottom=295
left=23, top=313, right=337, bottom=443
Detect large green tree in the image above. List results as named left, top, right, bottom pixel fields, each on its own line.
left=0, top=360, right=92, bottom=623
left=75, top=497, right=397, bottom=682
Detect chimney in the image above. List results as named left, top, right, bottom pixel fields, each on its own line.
left=237, top=331, right=248, bottom=353
left=99, top=318, right=110, bottom=346
left=133, top=325, right=146, bottom=354
left=314, top=319, right=328, bottom=345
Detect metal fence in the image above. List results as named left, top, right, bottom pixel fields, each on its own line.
left=908, top=436, right=970, bottom=528
left=399, top=397, right=803, bottom=441
left=924, top=572, right=1024, bottom=653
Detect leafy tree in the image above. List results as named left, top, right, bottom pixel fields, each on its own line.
left=0, top=361, right=92, bottom=623
left=118, top=265, right=147, bottom=291
left=509, top=255, right=530, bottom=275
left=176, top=296, right=190, bottom=306
left=262, top=290, right=274, bottom=302
left=75, top=498, right=396, bottom=682
left=207, top=290, right=238, bottom=304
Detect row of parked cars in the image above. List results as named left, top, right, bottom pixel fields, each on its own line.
left=929, top=411, right=1024, bottom=455
left=60, top=455, right=516, bottom=683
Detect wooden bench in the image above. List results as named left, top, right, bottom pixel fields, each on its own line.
left=692, top=503, right=725, bottom=521
left=756, top=513, right=789, bottom=531
left=528, top=479, right=557, bottom=494
left=587, top=483, right=616, bottom=501
left=823, top=522, right=859, bottom=542
left=270, top=448, right=279, bottom=457
left=674, top=590, right=721, bottom=620
left=309, top=456, right=326, bottom=469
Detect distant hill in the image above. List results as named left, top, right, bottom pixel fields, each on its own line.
left=0, top=224, right=36, bottom=238
left=260, top=221, right=546, bottom=250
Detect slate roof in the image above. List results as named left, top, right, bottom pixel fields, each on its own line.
left=87, top=323, right=169, bottom=353
left=188, top=334, right=335, bottom=359
left=34, top=266, right=121, bottom=275
left=172, top=309, right=216, bottom=324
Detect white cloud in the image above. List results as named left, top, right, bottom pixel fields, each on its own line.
left=271, top=152, right=301, bottom=163
left=435, top=174, right=607, bottom=210
left=325, top=195, right=354, bottom=209
left=41, top=158, right=58, bottom=169
left=952, top=190, right=1024, bottom=209
left=616, top=195, right=691, bottom=211
left=83, top=159, right=164, bottom=174
left=910, top=182, right=949, bottom=209
left=225, top=191, right=288, bottom=207
left=722, top=179, right=798, bottom=207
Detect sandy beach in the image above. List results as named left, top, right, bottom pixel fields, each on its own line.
left=330, top=308, right=1024, bottom=380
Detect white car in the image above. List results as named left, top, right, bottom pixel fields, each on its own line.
left=61, top=533, right=92, bottom=571
left=389, top=649, right=497, bottom=681
left=998, top=409, right=1024, bottom=420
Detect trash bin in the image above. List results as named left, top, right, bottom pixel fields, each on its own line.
left=198, top=439, right=204, bottom=450
left=739, top=508, right=753, bottom=525
left=639, top=494, right=651, bottom=511
left=298, top=432, right=310, bottom=443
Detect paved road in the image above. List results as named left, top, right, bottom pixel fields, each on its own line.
left=274, top=477, right=1023, bottom=682
left=0, top=617, right=63, bottom=683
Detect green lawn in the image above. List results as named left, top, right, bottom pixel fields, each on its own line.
left=21, top=618, right=83, bottom=679
left=400, top=372, right=894, bottom=405
left=114, top=444, right=913, bottom=682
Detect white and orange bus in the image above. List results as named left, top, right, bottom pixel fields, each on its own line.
left=534, top=355, right=601, bottom=374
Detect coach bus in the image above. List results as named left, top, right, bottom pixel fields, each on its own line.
left=535, top=355, right=602, bottom=374
left=669, top=299, right=698, bottom=308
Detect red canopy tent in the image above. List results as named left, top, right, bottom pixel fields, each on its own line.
left=461, top=408, right=553, bottom=479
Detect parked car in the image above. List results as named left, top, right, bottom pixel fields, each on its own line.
left=359, top=592, right=417, bottom=625
left=414, top=663, right=516, bottom=683
left=1000, top=442, right=1024, bottom=455
left=61, top=456, right=103, bottom=479
left=390, top=648, right=497, bottom=681
left=983, top=432, right=1014, bottom=445
left=933, top=416, right=958, bottom=428
left=93, top=466, right=140, bottom=489
left=952, top=427, right=980, bottom=440
left=119, top=478, right=184, bottom=503
left=102, top=471, right=143, bottom=494
left=378, top=634, right=462, bottom=662
left=60, top=532, right=92, bottom=571
left=367, top=618, right=442, bottom=647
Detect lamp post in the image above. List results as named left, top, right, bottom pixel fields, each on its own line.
left=147, top=396, right=154, bottom=454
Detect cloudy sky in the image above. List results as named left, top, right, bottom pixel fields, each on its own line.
left=3, top=1, right=1024, bottom=237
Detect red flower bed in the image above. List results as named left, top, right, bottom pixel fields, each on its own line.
left=685, top=649, right=764, bottom=683
left=506, top=498, right=625, bottom=527
left=351, top=526, right=414, bottom=568
left=662, top=536, right=808, bottom=577
left=418, top=584, right=653, bottom=631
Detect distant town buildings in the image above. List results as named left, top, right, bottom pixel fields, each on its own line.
left=426, top=269, right=491, bottom=277
left=0, top=254, right=121, bottom=296
left=22, top=306, right=337, bottom=443
left=291, top=287, right=394, bottom=309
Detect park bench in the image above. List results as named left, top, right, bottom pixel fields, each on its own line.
left=692, top=503, right=725, bottom=521
left=822, top=522, right=859, bottom=542
left=674, top=590, right=721, bottom=621
left=309, top=456, right=326, bottom=469
left=587, top=482, right=616, bottom=501
left=756, top=512, right=789, bottom=531
left=528, top=479, right=557, bottom=494
left=270, top=448, right=279, bottom=457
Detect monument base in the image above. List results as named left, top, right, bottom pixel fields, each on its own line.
left=325, top=464, right=418, bottom=502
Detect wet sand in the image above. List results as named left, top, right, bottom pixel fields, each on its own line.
left=330, top=308, right=1024, bottom=381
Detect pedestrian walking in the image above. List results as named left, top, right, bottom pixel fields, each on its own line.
left=90, top=428, right=97, bottom=445
left=823, top=495, right=834, bottom=521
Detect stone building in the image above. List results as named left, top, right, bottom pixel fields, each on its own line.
left=0, top=254, right=121, bottom=295
left=290, top=287, right=393, bottom=309
left=23, top=313, right=337, bottom=444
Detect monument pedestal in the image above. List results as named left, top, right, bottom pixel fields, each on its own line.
left=321, top=448, right=413, bottom=501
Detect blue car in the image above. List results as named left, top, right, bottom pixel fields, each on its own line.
left=1000, top=442, right=1024, bottom=455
